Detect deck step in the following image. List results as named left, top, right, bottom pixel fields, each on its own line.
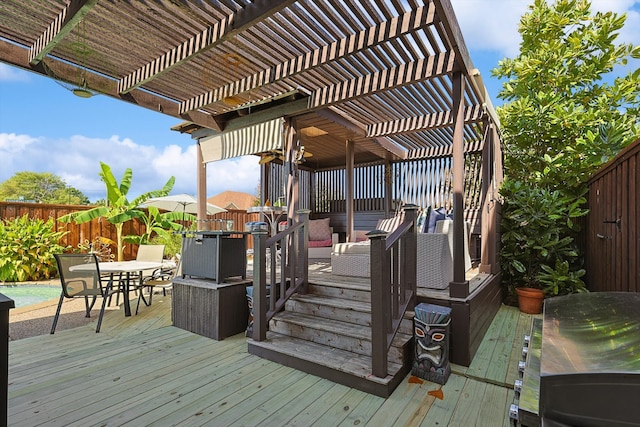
left=286, top=293, right=372, bottom=326
left=270, top=311, right=411, bottom=365
left=287, top=293, right=414, bottom=335
left=247, top=332, right=410, bottom=398
left=307, top=282, right=371, bottom=302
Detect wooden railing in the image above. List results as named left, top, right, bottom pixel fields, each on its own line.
left=250, top=211, right=309, bottom=341
left=369, top=205, right=418, bottom=378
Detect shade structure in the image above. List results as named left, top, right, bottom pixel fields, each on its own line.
left=141, top=194, right=226, bottom=216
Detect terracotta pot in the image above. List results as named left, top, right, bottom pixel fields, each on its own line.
left=516, top=287, right=545, bottom=314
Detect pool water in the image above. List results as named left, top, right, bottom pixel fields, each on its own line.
left=0, top=285, right=61, bottom=308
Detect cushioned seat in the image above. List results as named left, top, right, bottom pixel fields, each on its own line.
left=331, top=216, right=471, bottom=289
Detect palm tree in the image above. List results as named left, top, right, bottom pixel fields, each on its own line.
left=59, top=162, right=175, bottom=261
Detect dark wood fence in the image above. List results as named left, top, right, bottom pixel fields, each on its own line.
left=0, top=202, right=259, bottom=259
left=584, top=138, right=639, bottom=292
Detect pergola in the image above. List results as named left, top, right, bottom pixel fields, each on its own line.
left=0, top=0, right=503, bottom=286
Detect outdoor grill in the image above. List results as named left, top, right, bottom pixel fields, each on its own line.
left=515, top=292, right=640, bottom=427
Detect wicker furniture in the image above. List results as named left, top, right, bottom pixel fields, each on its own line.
left=331, top=219, right=471, bottom=289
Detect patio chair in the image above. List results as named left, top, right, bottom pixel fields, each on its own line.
left=112, top=244, right=166, bottom=305
left=135, top=258, right=181, bottom=315
left=51, top=253, right=119, bottom=334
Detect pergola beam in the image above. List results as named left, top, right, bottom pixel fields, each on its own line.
left=308, top=51, right=456, bottom=109
left=118, top=0, right=294, bottom=94
left=367, top=104, right=484, bottom=138
left=179, top=5, right=437, bottom=114
left=29, top=0, right=99, bottom=65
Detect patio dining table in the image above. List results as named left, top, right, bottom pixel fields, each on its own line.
left=72, top=261, right=164, bottom=317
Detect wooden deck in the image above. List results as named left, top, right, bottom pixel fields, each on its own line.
left=8, top=287, right=538, bottom=426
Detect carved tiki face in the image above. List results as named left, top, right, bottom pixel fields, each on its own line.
left=414, top=317, right=449, bottom=368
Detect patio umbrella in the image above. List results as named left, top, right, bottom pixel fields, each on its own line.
left=141, top=194, right=227, bottom=222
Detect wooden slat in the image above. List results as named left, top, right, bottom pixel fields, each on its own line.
left=179, top=5, right=437, bottom=114
left=28, top=0, right=99, bottom=64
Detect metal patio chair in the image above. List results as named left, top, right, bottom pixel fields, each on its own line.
left=51, top=253, right=119, bottom=334
left=135, top=258, right=181, bottom=315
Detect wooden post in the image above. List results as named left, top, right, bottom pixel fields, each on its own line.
left=401, top=205, right=418, bottom=310
left=251, top=226, right=269, bottom=341
left=196, top=142, right=208, bottom=231
left=298, top=209, right=310, bottom=293
left=450, top=71, right=470, bottom=298
left=480, top=121, right=497, bottom=274
left=346, top=139, right=355, bottom=242
left=370, top=230, right=390, bottom=378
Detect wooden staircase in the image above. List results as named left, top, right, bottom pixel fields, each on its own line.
left=247, top=280, right=414, bottom=397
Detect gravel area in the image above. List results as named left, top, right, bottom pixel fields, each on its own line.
left=6, top=281, right=122, bottom=341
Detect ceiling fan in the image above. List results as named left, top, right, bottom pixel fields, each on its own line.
left=258, top=147, right=313, bottom=165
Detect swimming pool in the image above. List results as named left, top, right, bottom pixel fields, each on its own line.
left=0, top=285, right=60, bottom=308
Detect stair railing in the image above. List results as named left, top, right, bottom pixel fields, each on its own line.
left=250, top=210, right=310, bottom=341
left=369, top=204, right=418, bottom=378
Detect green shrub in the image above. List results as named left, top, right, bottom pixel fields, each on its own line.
left=499, top=179, right=588, bottom=303
left=0, top=214, right=70, bottom=282
left=149, top=232, right=182, bottom=259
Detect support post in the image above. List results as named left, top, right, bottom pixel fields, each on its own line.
left=450, top=71, right=469, bottom=298
left=251, top=227, right=269, bottom=341
left=346, top=139, right=355, bottom=242
left=369, top=230, right=390, bottom=378
left=196, top=142, right=208, bottom=231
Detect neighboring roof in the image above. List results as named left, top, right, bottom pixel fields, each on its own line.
left=0, top=0, right=500, bottom=169
left=208, top=191, right=257, bottom=211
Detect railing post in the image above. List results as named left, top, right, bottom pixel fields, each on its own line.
left=369, top=230, right=389, bottom=378
left=251, top=225, right=269, bottom=341
left=297, top=209, right=310, bottom=293
left=402, top=204, right=418, bottom=310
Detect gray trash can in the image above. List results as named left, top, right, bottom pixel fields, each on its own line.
left=412, top=303, right=452, bottom=385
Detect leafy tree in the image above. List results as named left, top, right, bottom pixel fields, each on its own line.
left=0, top=171, right=90, bottom=204
left=493, top=0, right=639, bottom=297
left=59, top=162, right=175, bottom=261
left=493, top=0, right=639, bottom=193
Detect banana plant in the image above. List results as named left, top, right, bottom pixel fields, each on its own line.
left=59, top=162, right=175, bottom=261
left=123, top=205, right=194, bottom=246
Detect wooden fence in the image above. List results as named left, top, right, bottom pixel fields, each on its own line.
left=584, top=138, right=639, bottom=292
left=0, top=202, right=259, bottom=259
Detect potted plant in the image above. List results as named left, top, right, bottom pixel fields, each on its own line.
left=499, top=180, right=588, bottom=313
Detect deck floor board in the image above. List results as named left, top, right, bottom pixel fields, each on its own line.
left=8, top=273, right=538, bottom=426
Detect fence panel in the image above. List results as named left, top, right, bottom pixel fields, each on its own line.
left=585, top=139, right=639, bottom=292
left=1, top=202, right=260, bottom=258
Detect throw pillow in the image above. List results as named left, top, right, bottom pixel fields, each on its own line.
left=427, top=207, right=447, bottom=233
left=308, top=218, right=331, bottom=241
left=416, top=206, right=431, bottom=233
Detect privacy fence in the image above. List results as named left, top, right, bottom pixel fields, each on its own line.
left=584, top=138, right=639, bottom=292
left=0, top=202, right=258, bottom=259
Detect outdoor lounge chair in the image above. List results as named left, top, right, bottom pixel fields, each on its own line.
left=51, top=253, right=119, bottom=334
left=135, top=259, right=181, bottom=315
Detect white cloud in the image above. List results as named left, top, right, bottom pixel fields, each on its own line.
left=0, top=132, right=260, bottom=202
left=450, top=0, right=529, bottom=57
left=0, top=64, right=30, bottom=82
left=451, top=0, right=640, bottom=58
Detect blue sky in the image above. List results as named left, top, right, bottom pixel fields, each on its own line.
left=1, top=0, right=638, bottom=202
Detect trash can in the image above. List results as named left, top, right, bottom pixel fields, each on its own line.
left=412, top=303, right=452, bottom=385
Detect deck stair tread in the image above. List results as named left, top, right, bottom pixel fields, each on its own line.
left=289, top=293, right=371, bottom=313
left=248, top=331, right=403, bottom=385
left=249, top=281, right=415, bottom=397
left=272, top=311, right=412, bottom=346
